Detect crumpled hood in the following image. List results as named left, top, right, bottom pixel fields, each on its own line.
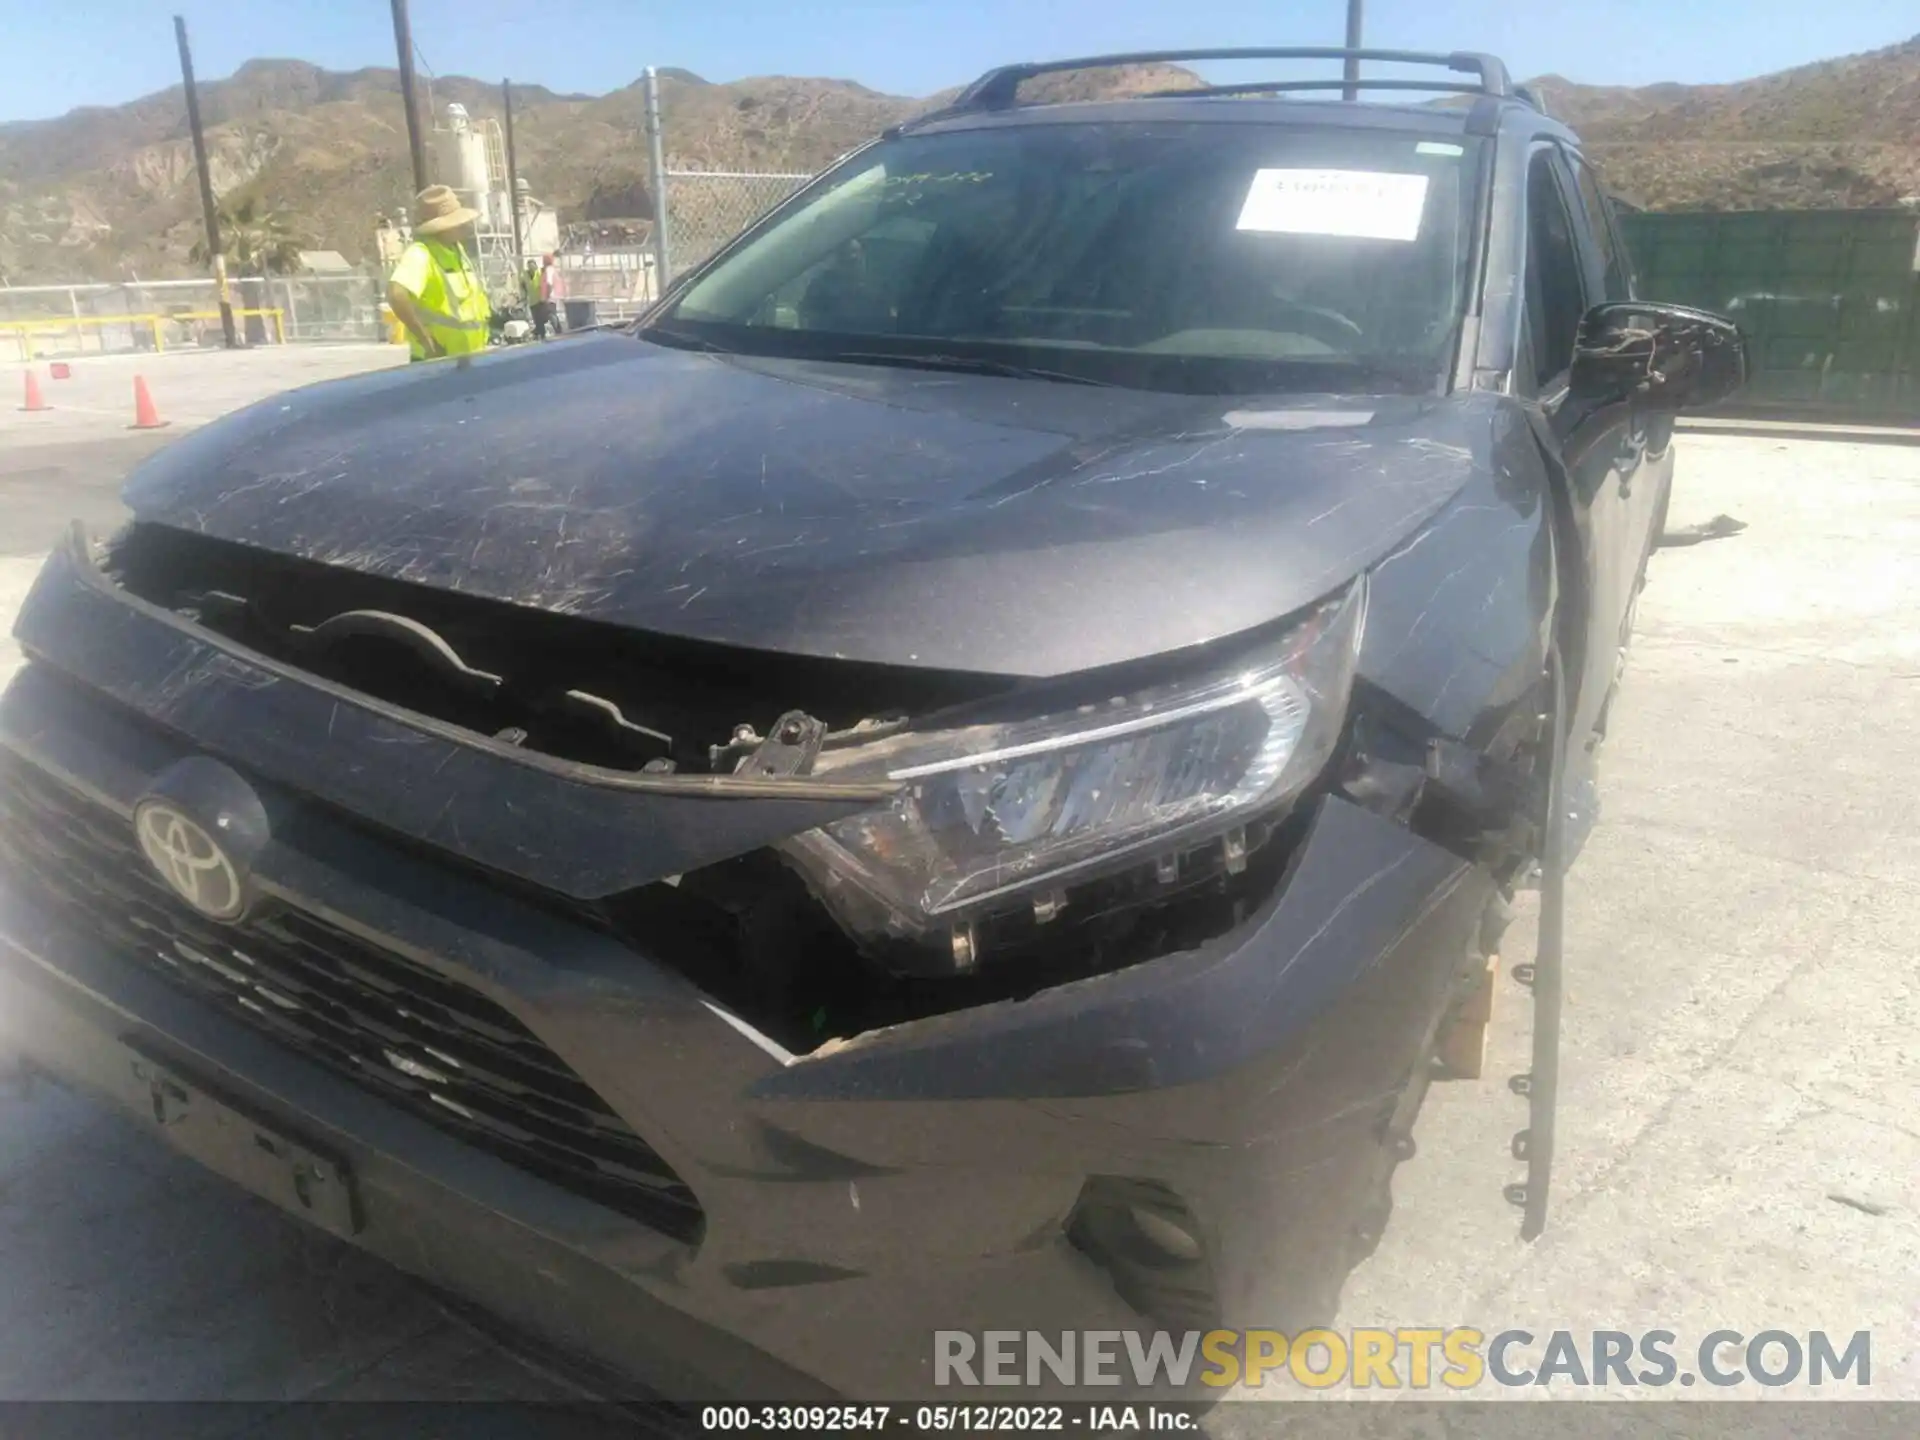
left=122, top=333, right=1499, bottom=677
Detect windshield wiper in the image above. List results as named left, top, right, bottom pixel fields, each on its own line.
left=638, top=326, right=737, bottom=355
left=817, top=351, right=1115, bottom=387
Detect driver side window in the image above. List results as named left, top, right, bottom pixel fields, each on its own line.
left=1523, top=151, right=1589, bottom=391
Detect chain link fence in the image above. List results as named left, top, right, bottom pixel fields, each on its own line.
left=3, top=83, right=818, bottom=349
left=270, top=273, right=388, bottom=343
left=661, top=171, right=813, bottom=281
left=552, top=252, right=663, bottom=324
left=1, top=274, right=387, bottom=359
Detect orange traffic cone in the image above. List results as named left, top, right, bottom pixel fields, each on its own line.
left=20, top=370, right=49, bottom=412
left=130, top=374, right=169, bottom=430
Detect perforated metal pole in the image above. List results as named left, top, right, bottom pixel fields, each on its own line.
left=1343, top=0, right=1365, bottom=100
left=643, top=67, right=673, bottom=296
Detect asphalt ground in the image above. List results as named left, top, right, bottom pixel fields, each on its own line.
left=1, top=346, right=1916, bottom=1425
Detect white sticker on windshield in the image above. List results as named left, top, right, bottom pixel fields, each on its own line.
left=1225, top=408, right=1375, bottom=431
left=1235, top=169, right=1430, bottom=242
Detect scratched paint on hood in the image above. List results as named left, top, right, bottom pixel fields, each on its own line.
left=122, top=332, right=1498, bottom=677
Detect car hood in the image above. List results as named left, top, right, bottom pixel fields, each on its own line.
left=122, top=333, right=1500, bottom=677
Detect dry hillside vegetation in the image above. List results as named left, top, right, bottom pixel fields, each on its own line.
left=3, top=39, right=1916, bottom=281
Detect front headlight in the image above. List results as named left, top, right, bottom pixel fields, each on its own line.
left=780, top=581, right=1366, bottom=955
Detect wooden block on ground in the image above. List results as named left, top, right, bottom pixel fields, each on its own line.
left=1436, top=952, right=1499, bottom=1080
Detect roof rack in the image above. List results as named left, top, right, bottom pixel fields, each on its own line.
left=944, top=47, right=1514, bottom=113
left=1511, top=83, right=1552, bottom=116
left=1138, top=78, right=1486, bottom=100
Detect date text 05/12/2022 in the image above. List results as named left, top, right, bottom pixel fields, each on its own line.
left=700, top=1407, right=1202, bottom=1432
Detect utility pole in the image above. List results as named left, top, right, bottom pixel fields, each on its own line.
left=1342, top=0, right=1365, bottom=101
left=390, top=0, right=429, bottom=194
left=174, top=14, right=237, bottom=349
left=643, top=67, right=672, bottom=297
left=502, top=79, right=526, bottom=276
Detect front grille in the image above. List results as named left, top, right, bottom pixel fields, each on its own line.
left=0, top=752, right=703, bottom=1242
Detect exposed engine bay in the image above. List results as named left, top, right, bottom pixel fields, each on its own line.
left=105, top=523, right=1001, bottom=778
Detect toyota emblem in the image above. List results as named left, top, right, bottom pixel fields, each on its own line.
left=135, top=800, right=247, bottom=921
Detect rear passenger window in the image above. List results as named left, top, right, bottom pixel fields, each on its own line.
left=1523, top=152, right=1588, bottom=389
left=1570, top=156, right=1631, bottom=301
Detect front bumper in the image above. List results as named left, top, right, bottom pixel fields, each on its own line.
left=0, top=548, right=1494, bottom=1402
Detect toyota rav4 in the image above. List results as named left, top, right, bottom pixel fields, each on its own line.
left=0, top=47, right=1744, bottom=1402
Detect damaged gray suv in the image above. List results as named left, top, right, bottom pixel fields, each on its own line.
left=0, top=47, right=1744, bottom=1402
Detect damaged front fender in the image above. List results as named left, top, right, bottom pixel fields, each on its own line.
left=7, top=527, right=898, bottom=898
left=755, top=796, right=1480, bottom=1111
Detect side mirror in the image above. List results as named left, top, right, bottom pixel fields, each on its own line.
left=1569, top=302, right=1749, bottom=414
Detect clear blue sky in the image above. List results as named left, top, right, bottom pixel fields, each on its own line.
left=2, top=0, right=1915, bottom=124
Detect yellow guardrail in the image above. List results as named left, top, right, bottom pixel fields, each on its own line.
left=2, top=307, right=287, bottom=360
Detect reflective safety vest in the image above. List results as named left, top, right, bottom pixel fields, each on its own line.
left=393, top=239, right=491, bottom=360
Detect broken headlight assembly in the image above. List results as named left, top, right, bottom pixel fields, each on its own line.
left=781, top=581, right=1366, bottom=962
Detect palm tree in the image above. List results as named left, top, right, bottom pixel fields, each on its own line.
left=189, top=196, right=305, bottom=277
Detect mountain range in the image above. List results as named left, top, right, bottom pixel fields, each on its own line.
left=2, top=36, right=1918, bottom=283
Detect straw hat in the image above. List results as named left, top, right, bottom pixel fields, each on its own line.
left=413, top=184, right=479, bottom=236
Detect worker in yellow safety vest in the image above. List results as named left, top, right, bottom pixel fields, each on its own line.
left=386, top=184, right=493, bottom=362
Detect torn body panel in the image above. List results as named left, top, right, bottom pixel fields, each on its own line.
left=1352, top=401, right=1556, bottom=745
left=9, top=533, right=892, bottom=899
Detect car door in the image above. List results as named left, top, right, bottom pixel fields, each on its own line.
left=1516, top=142, right=1639, bottom=779
left=1563, top=146, right=1674, bottom=587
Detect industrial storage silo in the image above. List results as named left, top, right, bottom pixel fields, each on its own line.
left=434, top=103, right=495, bottom=226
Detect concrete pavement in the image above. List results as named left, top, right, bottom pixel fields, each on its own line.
left=0, top=351, right=1916, bottom=1416
left=3, top=344, right=408, bottom=450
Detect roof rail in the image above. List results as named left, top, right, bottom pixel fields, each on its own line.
left=1511, top=83, right=1552, bottom=116
left=946, top=48, right=1514, bottom=113
left=1138, top=78, right=1488, bottom=101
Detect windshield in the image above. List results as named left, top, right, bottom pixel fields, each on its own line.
left=648, top=120, right=1480, bottom=395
